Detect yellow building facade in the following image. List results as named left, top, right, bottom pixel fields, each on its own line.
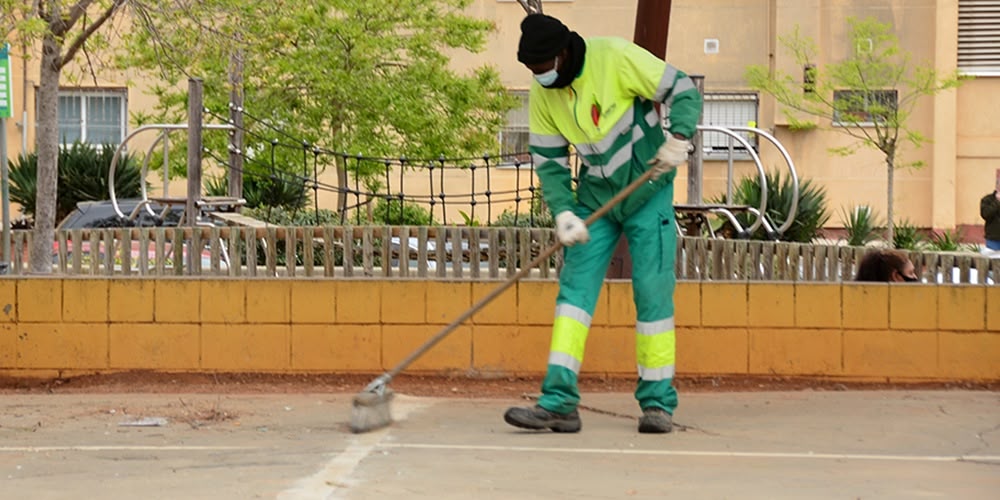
left=2, top=0, right=998, bottom=236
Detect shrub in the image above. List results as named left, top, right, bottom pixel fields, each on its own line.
left=928, top=228, right=963, bottom=252
left=841, top=205, right=881, bottom=246
left=9, top=142, right=143, bottom=222
left=711, top=170, right=830, bottom=242
left=370, top=197, right=436, bottom=226
left=892, top=218, right=923, bottom=250
left=204, top=167, right=309, bottom=211
left=244, top=206, right=339, bottom=226
left=492, top=196, right=554, bottom=228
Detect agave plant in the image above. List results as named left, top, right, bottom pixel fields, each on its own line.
left=841, top=205, right=882, bottom=246
left=711, top=170, right=830, bottom=242
left=7, top=153, right=38, bottom=219
left=928, top=228, right=963, bottom=252
left=892, top=218, right=924, bottom=250
left=9, top=142, right=143, bottom=222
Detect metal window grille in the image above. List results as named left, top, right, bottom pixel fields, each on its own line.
left=959, top=0, right=1000, bottom=75
left=49, top=89, right=127, bottom=146
left=499, top=90, right=530, bottom=164
left=700, top=92, right=759, bottom=159
left=832, top=89, right=898, bottom=126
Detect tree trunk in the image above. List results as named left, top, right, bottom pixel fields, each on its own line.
left=30, top=33, right=63, bottom=274
left=886, top=154, right=895, bottom=246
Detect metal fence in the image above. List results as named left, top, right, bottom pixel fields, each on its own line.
left=7, top=227, right=997, bottom=284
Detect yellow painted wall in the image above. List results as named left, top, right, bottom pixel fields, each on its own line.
left=0, top=278, right=997, bottom=381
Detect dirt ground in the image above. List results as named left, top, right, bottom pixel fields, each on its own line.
left=0, top=371, right=996, bottom=397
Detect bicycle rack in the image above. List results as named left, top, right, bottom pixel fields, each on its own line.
left=674, top=125, right=799, bottom=240
left=675, top=125, right=767, bottom=238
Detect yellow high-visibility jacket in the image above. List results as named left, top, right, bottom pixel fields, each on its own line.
left=528, top=37, right=702, bottom=219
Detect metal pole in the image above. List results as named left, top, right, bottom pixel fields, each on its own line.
left=1, top=117, right=9, bottom=274
left=186, top=78, right=203, bottom=227
left=687, top=75, right=705, bottom=206
left=1, top=43, right=12, bottom=274
left=162, top=132, right=169, bottom=197
left=726, top=136, right=734, bottom=205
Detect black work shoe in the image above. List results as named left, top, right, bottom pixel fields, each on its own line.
left=503, top=405, right=582, bottom=433
left=638, top=407, right=673, bottom=434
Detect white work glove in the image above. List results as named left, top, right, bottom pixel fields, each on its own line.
left=555, top=211, right=590, bottom=246
left=648, top=135, right=691, bottom=179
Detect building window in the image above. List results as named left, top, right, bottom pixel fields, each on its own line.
left=699, top=92, right=759, bottom=160
left=54, top=88, right=127, bottom=146
left=832, top=89, right=897, bottom=126
left=499, top=90, right=530, bottom=165
left=959, top=0, right=1000, bottom=76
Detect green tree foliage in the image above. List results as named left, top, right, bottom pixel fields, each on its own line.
left=122, top=0, right=517, bottom=186
left=745, top=17, right=963, bottom=243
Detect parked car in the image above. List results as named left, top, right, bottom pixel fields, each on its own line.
left=57, top=199, right=183, bottom=231
left=53, top=199, right=224, bottom=271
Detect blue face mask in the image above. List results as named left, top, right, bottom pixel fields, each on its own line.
left=534, top=57, right=559, bottom=87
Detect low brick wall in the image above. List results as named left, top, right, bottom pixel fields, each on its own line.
left=0, top=278, right=997, bottom=381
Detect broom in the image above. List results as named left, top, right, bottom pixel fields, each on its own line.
left=350, top=167, right=663, bottom=433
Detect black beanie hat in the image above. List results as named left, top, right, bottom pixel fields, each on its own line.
left=517, top=14, right=572, bottom=64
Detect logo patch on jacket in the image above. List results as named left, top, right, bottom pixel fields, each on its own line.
left=591, top=102, right=601, bottom=126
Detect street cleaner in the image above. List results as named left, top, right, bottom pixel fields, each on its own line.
left=503, top=13, right=702, bottom=434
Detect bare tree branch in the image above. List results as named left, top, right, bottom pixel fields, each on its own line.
left=81, top=16, right=100, bottom=86
left=63, top=0, right=95, bottom=34
left=61, top=0, right=126, bottom=69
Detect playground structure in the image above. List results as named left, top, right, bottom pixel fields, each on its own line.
left=103, top=80, right=802, bottom=243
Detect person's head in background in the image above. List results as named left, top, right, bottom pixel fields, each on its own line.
left=855, top=249, right=919, bottom=282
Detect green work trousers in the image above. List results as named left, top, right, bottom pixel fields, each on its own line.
left=537, top=183, right=678, bottom=415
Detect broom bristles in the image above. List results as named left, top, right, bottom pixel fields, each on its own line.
left=349, top=388, right=394, bottom=433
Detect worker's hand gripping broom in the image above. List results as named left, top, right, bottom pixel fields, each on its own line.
left=350, top=168, right=661, bottom=433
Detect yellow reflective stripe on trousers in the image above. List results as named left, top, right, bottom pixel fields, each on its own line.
left=636, top=318, right=675, bottom=381
left=548, top=314, right=589, bottom=373
left=636, top=331, right=676, bottom=367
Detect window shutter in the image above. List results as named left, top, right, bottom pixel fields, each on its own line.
left=959, top=0, right=1000, bottom=75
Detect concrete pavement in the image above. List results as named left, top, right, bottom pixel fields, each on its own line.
left=1, top=390, right=997, bottom=499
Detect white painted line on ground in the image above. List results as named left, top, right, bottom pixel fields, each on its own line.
left=0, top=445, right=250, bottom=452
left=380, top=443, right=1000, bottom=463
left=277, top=395, right=432, bottom=500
